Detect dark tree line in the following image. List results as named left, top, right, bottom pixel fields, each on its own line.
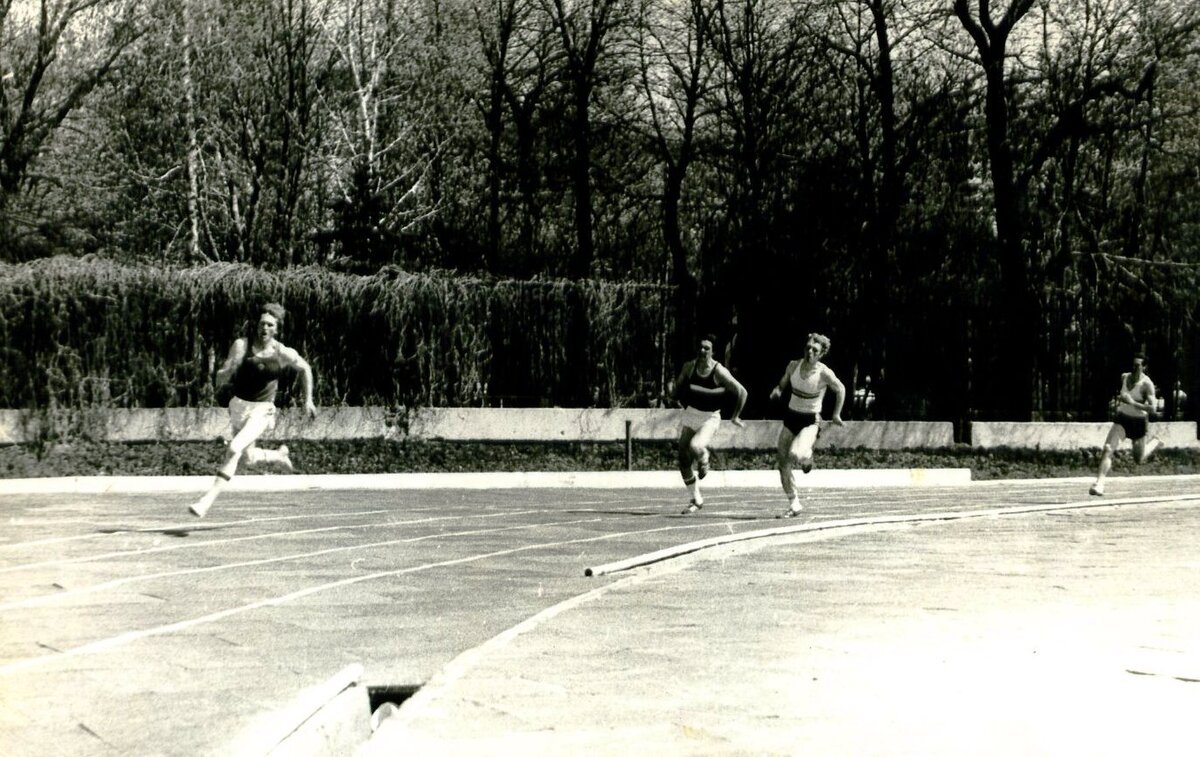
left=2, top=0, right=1199, bottom=421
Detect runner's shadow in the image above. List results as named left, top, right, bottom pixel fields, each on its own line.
left=565, top=510, right=661, bottom=517
left=95, top=526, right=226, bottom=538
left=665, top=513, right=771, bottom=521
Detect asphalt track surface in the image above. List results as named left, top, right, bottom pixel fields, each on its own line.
left=2, top=475, right=1199, bottom=756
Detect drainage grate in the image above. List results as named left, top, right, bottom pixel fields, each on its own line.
left=367, top=684, right=423, bottom=733
left=368, top=684, right=421, bottom=711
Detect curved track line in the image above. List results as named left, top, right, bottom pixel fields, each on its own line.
left=0, top=509, right=396, bottom=550
left=0, top=521, right=730, bottom=676
left=361, top=570, right=681, bottom=755
left=584, top=493, right=1200, bottom=576
left=0, top=517, right=610, bottom=611
left=0, top=509, right=552, bottom=573
left=0, top=494, right=659, bottom=552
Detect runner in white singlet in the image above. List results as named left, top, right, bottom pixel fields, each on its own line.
left=1089, top=353, right=1162, bottom=496
left=768, top=333, right=845, bottom=518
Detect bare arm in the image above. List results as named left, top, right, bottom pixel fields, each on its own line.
left=1140, top=381, right=1159, bottom=415
left=215, top=338, right=248, bottom=386
left=714, top=364, right=748, bottom=426
left=672, top=361, right=694, bottom=407
left=768, top=361, right=797, bottom=402
left=1117, top=375, right=1156, bottom=413
left=279, top=345, right=318, bottom=417
left=824, top=367, right=846, bottom=424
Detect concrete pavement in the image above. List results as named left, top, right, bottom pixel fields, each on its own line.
left=364, top=480, right=1200, bottom=756
left=1, top=474, right=1197, bottom=755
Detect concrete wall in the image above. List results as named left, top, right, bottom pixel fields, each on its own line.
left=0, top=407, right=953, bottom=449
left=971, top=421, right=1199, bottom=450
left=3, top=407, right=1194, bottom=449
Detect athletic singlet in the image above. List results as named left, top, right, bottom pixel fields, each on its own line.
left=232, top=350, right=287, bottom=403
left=788, top=361, right=827, bottom=414
left=1116, top=372, right=1155, bottom=419
left=683, top=362, right=727, bottom=413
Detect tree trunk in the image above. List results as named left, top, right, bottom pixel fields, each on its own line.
left=569, top=83, right=594, bottom=278
left=182, top=0, right=205, bottom=263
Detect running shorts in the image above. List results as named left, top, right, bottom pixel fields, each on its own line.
left=1115, top=412, right=1148, bottom=441
left=783, top=409, right=820, bottom=436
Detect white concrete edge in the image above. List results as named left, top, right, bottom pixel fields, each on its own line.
left=360, top=487, right=1200, bottom=754
left=971, top=472, right=1200, bottom=487
left=0, top=468, right=973, bottom=495
left=229, top=663, right=364, bottom=757
left=584, top=492, right=1200, bottom=577
left=357, top=564, right=687, bottom=756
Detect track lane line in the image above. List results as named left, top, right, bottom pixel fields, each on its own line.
left=584, top=493, right=1200, bottom=576
left=0, top=521, right=745, bottom=676
left=0, top=509, right=557, bottom=573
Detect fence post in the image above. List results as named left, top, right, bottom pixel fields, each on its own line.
left=625, top=420, right=633, bottom=471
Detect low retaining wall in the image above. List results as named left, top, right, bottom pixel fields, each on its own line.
left=6, top=408, right=1195, bottom=450
left=971, top=421, right=1199, bottom=450
left=0, top=468, right=975, bottom=495
left=0, top=408, right=954, bottom=450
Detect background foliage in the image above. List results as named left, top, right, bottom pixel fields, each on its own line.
left=0, top=258, right=674, bottom=410
left=2, top=0, right=1199, bottom=421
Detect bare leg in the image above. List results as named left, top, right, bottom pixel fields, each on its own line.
left=776, top=427, right=798, bottom=508
left=789, top=424, right=820, bottom=476
left=677, top=428, right=702, bottom=509
left=689, top=415, right=720, bottom=482
left=246, top=443, right=293, bottom=470
left=778, top=424, right=820, bottom=517
left=191, top=410, right=274, bottom=517
left=1090, top=424, right=1125, bottom=496
left=1136, top=435, right=1162, bottom=464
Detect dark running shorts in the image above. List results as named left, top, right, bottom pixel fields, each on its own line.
left=783, top=410, right=820, bottom=436
left=1116, top=413, right=1148, bottom=441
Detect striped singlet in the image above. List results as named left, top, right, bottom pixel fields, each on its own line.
left=232, top=351, right=287, bottom=403
left=684, top=362, right=727, bottom=413
left=788, top=361, right=826, bottom=414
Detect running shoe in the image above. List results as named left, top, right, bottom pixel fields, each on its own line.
left=278, top=444, right=294, bottom=472
left=1142, top=437, right=1162, bottom=462
left=776, top=499, right=802, bottom=518
left=681, top=501, right=702, bottom=515
left=1088, top=482, right=1104, bottom=496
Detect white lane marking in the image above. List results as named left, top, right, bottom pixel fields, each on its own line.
left=0, top=517, right=608, bottom=611
left=0, top=522, right=723, bottom=676
left=0, top=509, right=396, bottom=550
left=0, top=494, right=658, bottom=551
left=0, top=509, right=551, bottom=573
left=2, top=509, right=751, bottom=611
left=584, top=494, right=1200, bottom=576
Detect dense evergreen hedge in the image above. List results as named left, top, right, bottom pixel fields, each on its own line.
left=0, top=257, right=676, bottom=411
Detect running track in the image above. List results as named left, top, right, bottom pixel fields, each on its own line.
left=2, top=476, right=1199, bottom=755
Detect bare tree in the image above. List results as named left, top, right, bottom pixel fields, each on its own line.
left=471, top=0, right=555, bottom=273
left=953, top=0, right=1160, bottom=418
left=315, top=0, right=440, bottom=267
left=634, top=0, right=717, bottom=327
left=541, top=0, right=628, bottom=278
left=0, top=0, right=149, bottom=253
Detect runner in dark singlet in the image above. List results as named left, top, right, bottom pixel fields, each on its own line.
left=190, top=302, right=318, bottom=517
left=673, top=334, right=747, bottom=513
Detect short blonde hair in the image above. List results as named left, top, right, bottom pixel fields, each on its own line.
left=261, top=302, right=286, bottom=323
left=807, top=332, right=831, bottom=357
